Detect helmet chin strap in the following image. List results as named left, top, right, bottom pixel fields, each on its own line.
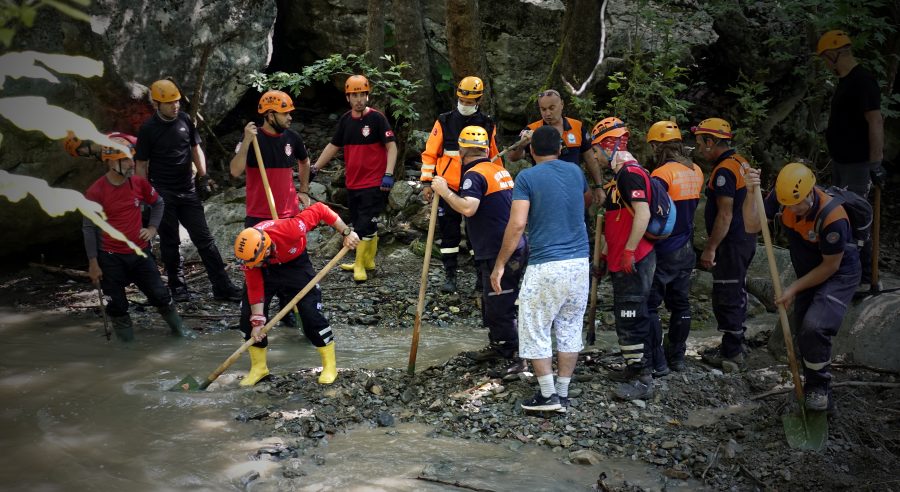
left=268, top=113, right=287, bottom=132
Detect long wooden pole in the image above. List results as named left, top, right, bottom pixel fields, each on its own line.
left=408, top=198, right=440, bottom=374
left=197, top=247, right=350, bottom=390
left=586, top=213, right=604, bottom=345
left=753, top=187, right=806, bottom=414
left=251, top=135, right=279, bottom=220
left=871, top=185, right=881, bottom=289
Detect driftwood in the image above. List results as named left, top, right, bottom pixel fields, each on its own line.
left=415, top=475, right=494, bottom=492
left=751, top=381, right=900, bottom=400
left=29, top=262, right=90, bottom=281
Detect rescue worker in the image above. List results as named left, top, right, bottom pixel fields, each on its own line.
left=421, top=76, right=500, bottom=293
left=82, top=133, right=194, bottom=341
left=817, top=30, right=885, bottom=292
left=135, top=79, right=242, bottom=303
left=693, top=118, right=756, bottom=371
left=233, top=202, right=360, bottom=386
left=491, top=126, right=590, bottom=412
left=508, top=89, right=605, bottom=204
left=591, top=117, right=656, bottom=401
left=312, top=75, right=398, bottom=282
left=645, top=121, right=704, bottom=373
left=743, top=163, right=860, bottom=411
left=431, top=126, right=527, bottom=378
left=230, top=89, right=312, bottom=327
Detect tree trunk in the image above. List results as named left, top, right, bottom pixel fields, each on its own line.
left=366, top=0, right=385, bottom=69
left=547, top=0, right=603, bottom=94
left=393, top=0, right=438, bottom=165
left=445, top=0, right=492, bottom=115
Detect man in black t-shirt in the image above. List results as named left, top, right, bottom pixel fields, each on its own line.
left=818, top=30, right=885, bottom=291
left=135, top=79, right=241, bottom=302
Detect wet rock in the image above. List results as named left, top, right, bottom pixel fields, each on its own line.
left=282, top=458, right=307, bottom=478
left=312, top=454, right=326, bottom=466
left=400, top=386, right=416, bottom=403
left=376, top=412, right=395, bottom=427
left=661, top=440, right=678, bottom=450
left=724, top=439, right=742, bottom=459
left=631, top=400, right=647, bottom=409
left=239, top=470, right=260, bottom=488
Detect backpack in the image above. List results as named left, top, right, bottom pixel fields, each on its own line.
left=814, top=186, right=873, bottom=247
left=618, top=163, right=677, bottom=241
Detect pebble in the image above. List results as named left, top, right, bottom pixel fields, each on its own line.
left=661, top=440, right=677, bottom=450
left=631, top=400, right=647, bottom=409
left=376, top=412, right=395, bottom=427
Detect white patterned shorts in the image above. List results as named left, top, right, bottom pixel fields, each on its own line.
left=517, top=257, right=589, bottom=359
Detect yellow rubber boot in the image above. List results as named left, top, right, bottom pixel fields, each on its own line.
left=240, top=346, right=270, bottom=386
left=317, top=342, right=338, bottom=384
left=364, top=234, right=378, bottom=270
left=340, top=239, right=369, bottom=282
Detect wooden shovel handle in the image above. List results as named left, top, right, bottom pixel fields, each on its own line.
left=198, top=246, right=350, bottom=390
left=408, top=198, right=440, bottom=374
left=490, top=136, right=530, bottom=163
left=586, top=213, right=604, bottom=344
left=251, top=135, right=279, bottom=220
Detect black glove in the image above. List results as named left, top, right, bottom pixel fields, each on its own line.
left=196, top=174, right=213, bottom=200
left=592, top=258, right=607, bottom=280
left=309, top=165, right=318, bottom=182
left=871, top=161, right=886, bottom=188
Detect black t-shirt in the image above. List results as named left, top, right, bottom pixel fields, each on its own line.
left=826, top=65, right=881, bottom=164
left=135, top=111, right=202, bottom=193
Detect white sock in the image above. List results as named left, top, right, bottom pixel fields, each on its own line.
left=556, top=377, right=571, bottom=398
left=538, top=374, right=555, bottom=397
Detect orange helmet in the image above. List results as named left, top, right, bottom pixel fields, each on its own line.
left=817, top=30, right=851, bottom=55
left=150, top=79, right=181, bottom=103
left=258, top=90, right=295, bottom=114
left=456, top=76, right=484, bottom=99
left=63, top=130, right=88, bottom=157
left=591, top=117, right=628, bottom=145
left=100, top=133, right=137, bottom=162
left=646, top=120, right=682, bottom=143
left=691, top=118, right=733, bottom=140
left=345, top=75, right=370, bottom=94
left=234, top=228, right=272, bottom=268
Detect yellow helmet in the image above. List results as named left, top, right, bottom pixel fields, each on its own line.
left=234, top=228, right=272, bottom=268
left=817, top=30, right=851, bottom=55
left=258, top=90, right=295, bottom=114
left=775, top=162, right=816, bottom=206
left=646, top=120, right=682, bottom=143
left=691, top=118, right=733, bottom=139
left=458, top=126, right=489, bottom=149
left=591, top=117, right=628, bottom=145
left=345, top=74, right=370, bottom=94
left=150, top=79, right=181, bottom=103
left=100, top=133, right=137, bottom=162
left=456, top=76, right=484, bottom=99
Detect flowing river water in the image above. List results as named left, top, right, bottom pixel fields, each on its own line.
left=0, top=308, right=703, bottom=491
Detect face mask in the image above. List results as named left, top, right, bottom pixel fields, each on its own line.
left=457, top=102, right=477, bottom=116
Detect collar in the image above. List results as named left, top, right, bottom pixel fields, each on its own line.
left=713, top=148, right=737, bottom=166
left=261, top=126, right=282, bottom=137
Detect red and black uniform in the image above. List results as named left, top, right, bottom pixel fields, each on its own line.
left=83, top=175, right=169, bottom=316
left=524, top=117, right=591, bottom=165
left=763, top=187, right=860, bottom=395
left=459, top=157, right=525, bottom=358
left=647, top=160, right=704, bottom=369
left=328, top=107, right=396, bottom=237
left=421, top=109, right=499, bottom=273
left=135, top=111, right=233, bottom=295
left=704, top=150, right=757, bottom=358
left=239, top=203, right=340, bottom=348
left=604, top=160, right=656, bottom=369
left=237, top=127, right=308, bottom=222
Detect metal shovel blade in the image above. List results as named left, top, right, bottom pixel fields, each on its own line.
left=782, top=411, right=828, bottom=451
left=170, top=375, right=201, bottom=392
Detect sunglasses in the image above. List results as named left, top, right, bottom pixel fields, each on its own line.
left=537, top=89, right=561, bottom=98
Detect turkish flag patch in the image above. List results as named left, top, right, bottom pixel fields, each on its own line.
left=385, top=130, right=394, bottom=138
left=631, top=190, right=646, bottom=199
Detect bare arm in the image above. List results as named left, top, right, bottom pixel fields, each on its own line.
left=865, top=109, right=884, bottom=162
left=491, top=200, right=529, bottom=293
left=625, top=201, right=650, bottom=251
left=777, top=253, right=843, bottom=309
left=701, top=195, right=734, bottom=269
left=432, top=176, right=480, bottom=217
left=385, top=141, right=398, bottom=176
left=297, top=156, right=311, bottom=207
left=229, top=122, right=257, bottom=177
left=136, top=160, right=149, bottom=179
left=742, top=168, right=763, bottom=234
left=312, top=143, right=341, bottom=173
left=192, top=145, right=207, bottom=176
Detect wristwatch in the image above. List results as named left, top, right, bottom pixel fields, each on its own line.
left=341, top=227, right=352, bottom=237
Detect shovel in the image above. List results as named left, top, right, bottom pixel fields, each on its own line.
left=172, top=246, right=350, bottom=391
left=753, top=187, right=828, bottom=450
left=408, top=198, right=440, bottom=375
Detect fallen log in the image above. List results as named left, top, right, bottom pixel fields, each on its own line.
left=29, top=262, right=90, bottom=281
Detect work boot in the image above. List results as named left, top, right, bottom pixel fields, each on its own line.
left=487, top=358, right=528, bottom=379
left=111, top=314, right=135, bottom=342
left=441, top=271, right=457, bottom=293
left=607, top=363, right=645, bottom=383
left=157, top=303, right=196, bottom=339
left=212, top=278, right=242, bottom=302
left=240, top=346, right=270, bottom=387
left=701, top=350, right=746, bottom=373
left=364, top=234, right=378, bottom=270
left=466, top=342, right=506, bottom=362
left=171, top=286, right=192, bottom=303
left=665, top=344, right=687, bottom=372
left=317, top=342, right=338, bottom=384
left=612, top=366, right=654, bottom=401
left=340, top=239, right=370, bottom=282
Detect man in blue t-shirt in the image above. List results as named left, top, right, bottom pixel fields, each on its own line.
left=491, top=125, right=591, bottom=413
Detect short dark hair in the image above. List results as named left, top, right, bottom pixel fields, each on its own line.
left=531, top=126, right=561, bottom=156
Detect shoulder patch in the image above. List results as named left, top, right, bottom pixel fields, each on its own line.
left=716, top=175, right=726, bottom=187
left=462, top=178, right=473, bottom=190
left=631, top=189, right=646, bottom=199
left=826, top=231, right=840, bottom=244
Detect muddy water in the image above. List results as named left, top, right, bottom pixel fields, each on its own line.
left=0, top=309, right=697, bottom=491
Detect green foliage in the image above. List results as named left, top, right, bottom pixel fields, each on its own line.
left=248, top=53, right=422, bottom=143
left=435, top=61, right=454, bottom=93
left=725, top=71, right=771, bottom=152
left=0, top=0, right=90, bottom=47
left=568, top=93, right=602, bottom=127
